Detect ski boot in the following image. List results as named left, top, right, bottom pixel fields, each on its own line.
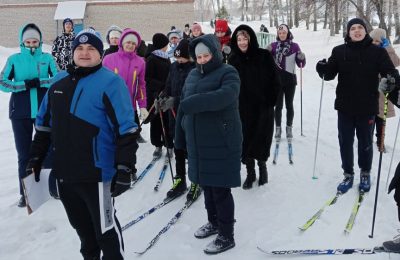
left=204, top=234, right=235, bottom=254
left=194, top=222, right=218, bottom=239
left=337, top=174, right=354, bottom=194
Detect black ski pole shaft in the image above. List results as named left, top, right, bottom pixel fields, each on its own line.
left=369, top=92, right=389, bottom=238
left=159, top=109, right=174, bottom=182
left=312, top=76, right=324, bottom=180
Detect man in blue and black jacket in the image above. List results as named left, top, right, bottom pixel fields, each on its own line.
left=27, top=28, right=138, bottom=260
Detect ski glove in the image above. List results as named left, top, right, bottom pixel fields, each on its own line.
left=160, top=96, right=175, bottom=112
left=297, top=51, right=305, bottom=61
left=111, top=164, right=137, bottom=197
left=26, top=157, right=42, bottom=182
left=139, top=107, right=149, bottom=121
left=316, top=59, right=327, bottom=78
left=379, top=75, right=397, bottom=93
left=153, top=99, right=161, bottom=115
left=24, top=78, right=40, bottom=90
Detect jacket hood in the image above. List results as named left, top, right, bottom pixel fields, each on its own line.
left=19, top=23, right=43, bottom=54
left=189, top=34, right=223, bottom=74
left=118, top=29, right=142, bottom=51
left=106, top=25, right=123, bottom=44
left=19, top=23, right=42, bottom=44
left=230, top=24, right=258, bottom=55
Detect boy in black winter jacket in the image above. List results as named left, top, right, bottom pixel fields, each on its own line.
left=316, top=18, right=400, bottom=195
left=158, top=39, right=201, bottom=201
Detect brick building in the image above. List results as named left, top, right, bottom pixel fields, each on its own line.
left=0, top=0, right=194, bottom=47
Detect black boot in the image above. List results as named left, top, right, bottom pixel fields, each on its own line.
left=242, top=159, right=256, bottom=190
left=258, top=161, right=268, bottom=185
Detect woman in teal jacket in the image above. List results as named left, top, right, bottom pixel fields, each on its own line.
left=175, top=34, right=242, bottom=254
left=0, top=23, right=58, bottom=207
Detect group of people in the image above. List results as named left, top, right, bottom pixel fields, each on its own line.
left=3, top=16, right=400, bottom=258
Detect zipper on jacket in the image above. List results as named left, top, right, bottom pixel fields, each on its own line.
left=72, top=88, right=84, bottom=114
left=94, top=137, right=99, bottom=161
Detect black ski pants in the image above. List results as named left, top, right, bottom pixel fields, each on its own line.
left=337, top=111, right=375, bottom=175
left=149, top=111, right=173, bottom=148
left=58, top=181, right=124, bottom=260
left=11, top=118, right=56, bottom=196
left=274, top=83, right=296, bottom=127
left=203, top=186, right=235, bottom=239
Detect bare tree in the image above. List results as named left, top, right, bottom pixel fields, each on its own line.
left=288, top=0, right=293, bottom=28
left=294, top=0, right=300, bottom=27
left=313, top=0, right=317, bottom=31
left=371, top=0, right=388, bottom=32
left=323, top=1, right=329, bottom=29
left=394, top=0, right=400, bottom=43
left=334, top=0, right=340, bottom=34
left=269, top=0, right=274, bottom=27
left=388, top=0, right=393, bottom=37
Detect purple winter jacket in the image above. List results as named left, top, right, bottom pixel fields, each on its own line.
left=268, top=40, right=305, bottom=86
left=103, top=29, right=147, bottom=110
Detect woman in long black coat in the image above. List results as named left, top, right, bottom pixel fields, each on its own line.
left=229, top=24, right=281, bottom=189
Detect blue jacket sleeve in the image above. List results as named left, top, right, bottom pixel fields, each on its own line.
left=0, top=56, right=26, bottom=92
left=103, top=76, right=139, bottom=167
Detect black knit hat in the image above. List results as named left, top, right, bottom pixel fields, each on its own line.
left=174, top=39, right=190, bottom=59
left=152, top=33, right=169, bottom=50
left=63, top=18, right=73, bottom=27
left=72, top=28, right=104, bottom=56
left=346, top=18, right=367, bottom=34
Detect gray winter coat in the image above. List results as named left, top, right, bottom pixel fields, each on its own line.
left=175, top=34, right=242, bottom=188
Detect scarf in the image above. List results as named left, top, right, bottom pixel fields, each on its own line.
left=275, top=40, right=291, bottom=67
left=152, top=49, right=169, bottom=59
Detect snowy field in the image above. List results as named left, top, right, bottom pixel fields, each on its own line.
left=1, top=20, right=400, bottom=260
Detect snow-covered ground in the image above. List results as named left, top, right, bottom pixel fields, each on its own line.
left=1, top=21, right=400, bottom=260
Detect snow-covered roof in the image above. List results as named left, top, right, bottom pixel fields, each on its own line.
left=54, top=1, right=86, bottom=20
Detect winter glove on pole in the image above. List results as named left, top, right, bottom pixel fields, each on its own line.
left=111, top=164, right=137, bottom=197
left=160, top=96, right=175, bottom=112
left=139, top=108, right=149, bottom=121
left=316, top=59, right=327, bottom=78
left=297, top=51, right=305, bottom=61
left=379, top=75, right=397, bottom=93
left=26, top=157, right=42, bottom=182
left=24, top=78, right=40, bottom=90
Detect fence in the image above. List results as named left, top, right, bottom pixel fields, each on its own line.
left=256, top=32, right=276, bottom=48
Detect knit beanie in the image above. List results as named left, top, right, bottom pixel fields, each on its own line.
left=192, top=23, right=202, bottom=32
left=152, top=33, right=169, bottom=50
left=174, top=39, right=190, bottom=59
left=369, top=28, right=386, bottom=43
left=276, top=24, right=293, bottom=40
left=63, top=18, right=73, bottom=27
left=106, top=25, right=122, bottom=44
left=72, top=28, right=104, bottom=55
left=215, top=19, right=228, bottom=33
left=167, top=30, right=181, bottom=41
left=22, top=27, right=41, bottom=42
left=195, top=42, right=211, bottom=56
left=109, top=30, right=122, bottom=39
left=347, top=18, right=367, bottom=34
left=122, top=33, right=138, bottom=45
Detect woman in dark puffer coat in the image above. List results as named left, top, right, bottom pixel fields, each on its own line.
left=175, top=34, right=242, bottom=255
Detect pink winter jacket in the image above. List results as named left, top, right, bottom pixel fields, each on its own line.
left=103, top=29, right=147, bottom=110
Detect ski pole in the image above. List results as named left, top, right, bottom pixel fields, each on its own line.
left=369, top=92, right=389, bottom=238
left=312, top=76, right=324, bottom=180
left=140, top=103, right=155, bottom=127
left=386, top=116, right=400, bottom=190
left=300, top=63, right=304, bottom=136
left=159, top=109, right=175, bottom=183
